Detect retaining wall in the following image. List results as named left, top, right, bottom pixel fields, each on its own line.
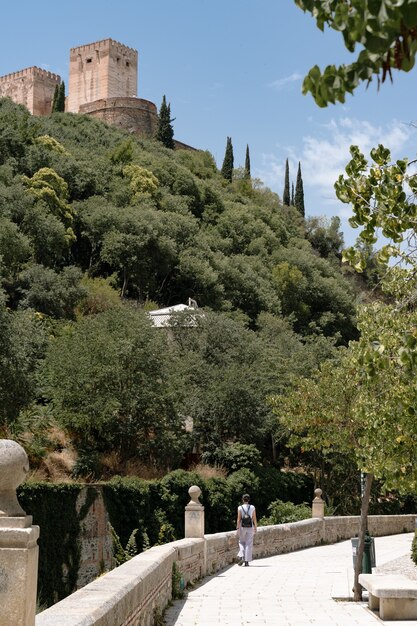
left=36, top=514, right=416, bottom=626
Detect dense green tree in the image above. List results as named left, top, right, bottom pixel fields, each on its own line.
left=221, top=136, right=234, bottom=182
left=295, top=0, right=417, bottom=107
left=0, top=288, right=46, bottom=425
left=305, top=216, right=344, bottom=259
left=42, top=306, right=187, bottom=468
left=0, top=97, right=37, bottom=165
left=169, top=309, right=337, bottom=460
left=156, top=95, right=175, bottom=149
left=18, top=265, right=86, bottom=318
left=283, top=158, right=290, bottom=206
left=272, top=242, right=357, bottom=343
left=0, top=217, right=32, bottom=285
left=294, top=162, right=305, bottom=217
left=291, top=182, right=294, bottom=206
left=244, top=144, right=251, bottom=179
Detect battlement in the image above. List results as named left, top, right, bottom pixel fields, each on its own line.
left=70, top=38, right=137, bottom=56
left=0, top=66, right=61, bottom=85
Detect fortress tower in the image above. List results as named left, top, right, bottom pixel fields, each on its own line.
left=67, top=38, right=158, bottom=138
left=67, top=39, right=138, bottom=113
left=0, top=67, right=60, bottom=115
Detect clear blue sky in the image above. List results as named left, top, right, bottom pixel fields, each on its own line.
left=1, top=0, right=416, bottom=245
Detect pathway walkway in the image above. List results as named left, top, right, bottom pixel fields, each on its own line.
left=164, top=532, right=415, bottom=626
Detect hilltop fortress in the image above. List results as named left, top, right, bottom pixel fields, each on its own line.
left=0, top=38, right=160, bottom=138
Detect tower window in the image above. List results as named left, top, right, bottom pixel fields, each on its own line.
left=126, top=61, right=130, bottom=67
left=86, top=58, right=92, bottom=64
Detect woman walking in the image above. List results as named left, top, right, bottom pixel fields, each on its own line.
left=236, top=493, right=257, bottom=566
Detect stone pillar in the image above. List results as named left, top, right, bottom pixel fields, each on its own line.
left=0, top=440, right=39, bottom=626
left=312, top=488, right=325, bottom=518
left=184, top=485, right=204, bottom=538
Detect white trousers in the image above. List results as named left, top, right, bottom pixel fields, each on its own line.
left=238, top=527, right=254, bottom=562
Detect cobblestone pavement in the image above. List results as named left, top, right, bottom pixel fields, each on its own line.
left=164, top=533, right=416, bottom=626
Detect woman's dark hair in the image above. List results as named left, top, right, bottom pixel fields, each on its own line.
left=242, top=494, right=250, bottom=502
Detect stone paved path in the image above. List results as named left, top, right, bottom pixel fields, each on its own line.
left=164, top=533, right=416, bottom=626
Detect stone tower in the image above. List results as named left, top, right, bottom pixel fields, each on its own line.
left=0, top=67, right=61, bottom=115
left=67, top=38, right=138, bottom=113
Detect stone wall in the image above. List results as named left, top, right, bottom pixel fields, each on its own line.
left=0, top=67, right=60, bottom=115
left=75, top=488, right=113, bottom=588
left=79, top=97, right=158, bottom=138
left=36, top=514, right=416, bottom=626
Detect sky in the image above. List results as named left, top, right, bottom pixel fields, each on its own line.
left=1, top=0, right=417, bottom=246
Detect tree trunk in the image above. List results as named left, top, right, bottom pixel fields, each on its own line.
left=271, top=433, right=276, bottom=462
left=353, top=472, right=373, bottom=601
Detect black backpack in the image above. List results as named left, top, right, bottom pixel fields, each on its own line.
left=241, top=504, right=252, bottom=528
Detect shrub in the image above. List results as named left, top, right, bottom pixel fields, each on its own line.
left=411, top=530, right=417, bottom=566
left=201, top=442, right=261, bottom=473
left=258, top=499, right=311, bottom=526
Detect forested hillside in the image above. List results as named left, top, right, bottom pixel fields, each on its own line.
left=0, top=97, right=360, bottom=481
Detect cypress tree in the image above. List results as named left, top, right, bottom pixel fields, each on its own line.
left=221, top=137, right=234, bottom=182
left=52, top=82, right=65, bottom=113
left=244, top=144, right=251, bottom=179
left=57, top=82, right=65, bottom=112
left=51, top=84, right=59, bottom=113
left=291, top=182, right=295, bottom=206
left=294, top=162, right=305, bottom=217
left=156, top=95, right=175, bottom=149
left=283, top=158, right=290, bottom=206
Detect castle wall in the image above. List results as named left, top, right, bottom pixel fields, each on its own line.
left=79, top=97, right=158, bottom=137
left=0, top=67, right=60, bottom=115
left=68, top=39, right=138, bottom=113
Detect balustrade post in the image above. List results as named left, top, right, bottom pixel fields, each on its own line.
left=312, top=488, right=325, bottom=519
left=0, top=440, right=39, bottom=626
left=184, top=485, right=204, bottom=538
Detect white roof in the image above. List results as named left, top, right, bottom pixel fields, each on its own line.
left=148, top=300, right=199, bottom=328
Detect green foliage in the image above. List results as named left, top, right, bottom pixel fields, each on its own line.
left=76, top=275, right=121, bottom=316
left=221, top=136, right=234, bottom=182
left=258, top=499, right=311, bottom=525
left=109, top=524, right=139, bottom=565
left=18, top=265, right=86, bottom=318
left=42, top=306, right=188, bottom=468
left=305, top=216, right=344, bottom=259
left=18, top=482, right=89, bottom=608
left=296, top=0, right=417, bottom=106
left=0, top=291, right=47, bottom=424
left=201, top=443, right=262, bottom=473
left=411, top=530, right=417, bottom=567
left=122, top=164, right=159, bottom=199
left=110, top=522, right=130, bottom=566
left=172, top=562, right=185, bottom=600
left=35, top=135, right=69, bottom=156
